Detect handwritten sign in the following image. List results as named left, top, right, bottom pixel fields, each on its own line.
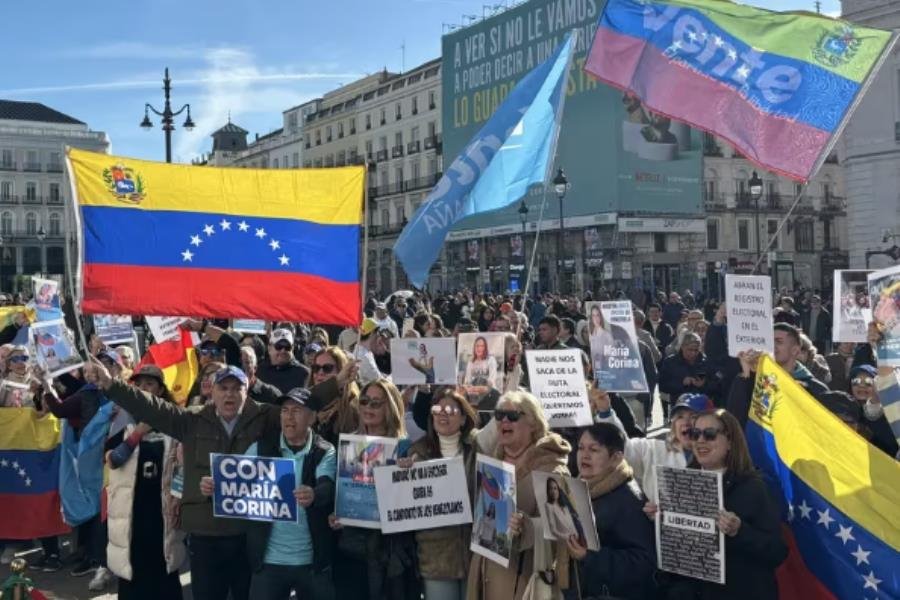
left=725, top=275, right=773, bottom=356
left=526, top=348, right=592, bottom=428
left=145, top=316, right=187, bottom=343
left=211, top=453, right=297, bottom=523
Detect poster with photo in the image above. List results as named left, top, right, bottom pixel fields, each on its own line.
left=456, top=332, right=505, bottom=407
left=390, top=338, right=457, bottom=385
left=868, top=265, right=900, bottom=366
left=509, top=234, right=524, bottom=261
left=532, top=472, right=599, bottom=551
left=0, top=379, right=33, bottom=409
left=831, top=270, right=871, bottom=343
left=586, top=301, right=648, bottom=393
left=32, top=277, right=62, bottom=321
left=335, top=434, right=400, bottom=529
left=471, top=454, right=516, bottom=568
left=31, top=319, right=83, bottom=377
left=94, top=314, right=135, bottom=345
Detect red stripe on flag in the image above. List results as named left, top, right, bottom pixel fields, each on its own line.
left=83, top=263, right=362, bottom=326
left=0, top=492, right=70, bottom=539
left=147, top=329, right=193, bottom=368
left=776, top=524, right=837, bottom=600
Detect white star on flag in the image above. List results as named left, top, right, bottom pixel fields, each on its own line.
left=727, top=49, right=737, bottom=60
left=735, top=65, right=751, bottom=81
left=0, top=459, right=7, bottom=467
left=181, top=249, right=194, bottom=262
left=687, top=31, right=697, bottom=42
left=17, top=468, right=25, bottom=477
left=817, top=508, right=834, bottom=529
left=714, top=35, right=724, bottom=47
left=255, top=228, right=267, bottom=239
left=220, top=219, right=232, bottom=231
left=835, top=524, right=854, bottom=545
left=24, top=478, right=30, bottom=487
left=279, top=254, right=290, bottom=266
left=203, top=224, right=215, bottom=236
left=11, top=461, right=18, bottom=469
left=863, top=571, right=881, bottom=592
left=851, top=545, right=871, bottom=566
left=190, top=235, right=202, bottom=247
left=797, top=500, right=812, bottom=520
left=269, top=239, right=281, bottom=251
left=238, top=221, right=249, bottom=232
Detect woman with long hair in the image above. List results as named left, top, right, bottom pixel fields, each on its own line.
left=462, top=336, right=499, bottom=393
left=310, top=346, right=360, bottom=447
left=543, top=477, right=585, bottom=545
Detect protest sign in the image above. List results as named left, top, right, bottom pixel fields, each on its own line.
left=725, top=275, right=774, bottom=356
left=869, top=265, right=900, bottom=366
left=391, top=338, right=457, bottom=385
left=532, top=472, right=599, bottom=551
left=833, top=270, right=872, bottom=343
left=586, top=301, right=648, bottom=393
left=32, top=277, right=62, bottom=322
left=232, top=319, right=267, bottom=335
left=335, top=434, right=399, bottom=529
left=211, top=453, right=297, bottom=523
left=145, top=316, right=187, bottom=343
left=875, top=369, right=900, bottom=451
left=373, top=456, right=473, bottom=534
left=471, top=454, right=516, bottom=568
left=525, top=348, right=592, bottom=428
left=30, top=320, right=83, bottom=377
left=655, top=466, right=725, bottom=584
left=93, top=314, right=135, bottom=345
left=0, top=379, right=32, bottom=409
left=457, top=332, right=505, bottom=407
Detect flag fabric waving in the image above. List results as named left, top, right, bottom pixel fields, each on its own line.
left=135, top=328, right=199, bottom=405
left=584, top=0, right=894, bottom=182
left=67, top=148, right=365, bottom=325
left=394, top=31, right=576, bottom=288
left=746, top=356, right=900, bottom=599
left=0, top=408, right=69, bottom=539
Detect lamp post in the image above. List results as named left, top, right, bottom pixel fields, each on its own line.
left=36, top=226, right=46, bottom=278
left=749, top=171, right=763, bottom=269
left=518, top=200, right=529, bottom=294
left=553, top=168, right=569, bottom=293
left=140, top=68, right=195, bottom=163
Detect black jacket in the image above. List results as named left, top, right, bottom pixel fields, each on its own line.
left=658, top=352, right=719, bottom=399
left=245, top=431, right=336, bottom=574
left=696, top=471, right=787, bottom=600
left=643, top=320, right=674, bottom=353
left=257, top=358, right=310, bottom=394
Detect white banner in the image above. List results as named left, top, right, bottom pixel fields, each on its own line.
left=526, top=348, right=592, bottom=428
left=232, top=319, right=267, bottom=335
left=145, top=315, right=187, bottom=343
left=374, top=456, right=473, bottom=534
left=725, top=275, right=773, bottom=356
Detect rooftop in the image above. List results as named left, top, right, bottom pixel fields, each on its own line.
left=0, top=100, right=84, bottom=125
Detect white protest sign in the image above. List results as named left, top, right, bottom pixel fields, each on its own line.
left=232, top=319, right=267, bottom=335
left=725, top=275, right=773, bottom=356
left=373, top=456, right=473, bottom=534
left=145, top=316, right=187, bottom=343
left=525, top=348, right=592, bottom=428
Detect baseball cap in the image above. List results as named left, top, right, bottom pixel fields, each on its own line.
left=130, top=364, right=165, bottom=386
left=270, top=328, right=294, bottom=347
left=277, top=387, right=315, bottom=409
left=671, top=393, right=713, bottom=415
left=849, top=364, right=877, bottom=380
left=213, top=365, right=249, bottom=387
left=360, top=318, right=379, bottom=337
left=374, top=302, right=387, bottom=311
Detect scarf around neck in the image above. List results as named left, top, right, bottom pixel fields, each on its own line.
left=584, top=460, right=634, bottom=499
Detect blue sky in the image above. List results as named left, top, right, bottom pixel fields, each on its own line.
left=0, top=0, right=840, bottom=163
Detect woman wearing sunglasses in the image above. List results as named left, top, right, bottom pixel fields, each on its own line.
left=309, top=346, right=360, bottom=447
left=0, top=345, right=36, bottom=407
left=688, top=409, right=786, bottom=600
left=848, top=365, right=899, bottom=457
left=467, top=391, right=572, bottom=600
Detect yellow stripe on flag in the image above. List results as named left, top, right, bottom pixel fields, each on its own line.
left=0, top=408, right=61, bottom=451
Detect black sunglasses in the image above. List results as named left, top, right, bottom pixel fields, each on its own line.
left=311, top=363, right=336, bottom=375
left=359, top=395, right=385, bottom=408
left=273, top=342, right=292, bottom=351
left=8, top=355, right=28, bottom=363
left=494, top=409, right=524, bottom=423
left=689, top=427, right=724, bottom=442
left=199, top=347, right=223, bottom=357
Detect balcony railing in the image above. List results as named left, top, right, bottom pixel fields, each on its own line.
left=22, top=195, right=42, bottom=205
left=46, top=163, right=63, bottom=173
left=375, top=149, right=388, bottom=162
left=407, top=141, right=421, bottom=155
left=0, top=229, right=65, bottom=241
left=391, top=145, right=404, bottom=158
left=703, top=192, right=726, bottom=209
left=0, top=195, right=17, bottom=205
left=423, top=134, right=442, bottom=151
left=0, top=162, right=16, bottom=172
left=0, top=195, right=62, bottom=206
left=407, top=173, right=441, bottom=191
left=369, top=223, right=405, bottom=237
left=22, top=162, right=41, bottom=172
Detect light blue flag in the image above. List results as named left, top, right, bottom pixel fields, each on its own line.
left=394, top=32, right=576, bottom=288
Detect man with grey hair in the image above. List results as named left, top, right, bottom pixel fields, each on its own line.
left=241, top=346, right=282, bottom=404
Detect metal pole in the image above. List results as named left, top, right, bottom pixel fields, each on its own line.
left=558, top=195, right=564, bottom=293
left=755, top=195, right=761, bottom=270
left=163, top=68, right=173, bottom=163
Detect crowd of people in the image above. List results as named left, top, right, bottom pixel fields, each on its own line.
left=0, top=284, right=894, bottom=600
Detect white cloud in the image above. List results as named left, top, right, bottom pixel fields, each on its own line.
left=60, top=42, right=201, bottom=61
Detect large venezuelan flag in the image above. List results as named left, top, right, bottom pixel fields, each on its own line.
left=584, top=0, right=894, bottom=181
left=746, top=356, right=900, bottom=599
left=0, top=409, right=69, bottom=539
left=67, top=148, right=365, bottom=325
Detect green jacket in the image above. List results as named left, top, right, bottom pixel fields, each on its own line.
left=105, top=380, right=280, bottom=536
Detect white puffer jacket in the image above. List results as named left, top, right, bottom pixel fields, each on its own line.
left=106, top=428, right=186, bottom=580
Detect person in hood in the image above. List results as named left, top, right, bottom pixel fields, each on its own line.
left=258, top=328, right=310, bottom=394
left=466, top=391, right=572, bottom=600
left=373, top=302, right=399, bottom=338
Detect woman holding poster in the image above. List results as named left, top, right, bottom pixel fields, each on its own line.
left=466, top=391, right=571, bottom=600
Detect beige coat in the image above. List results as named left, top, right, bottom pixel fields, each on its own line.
left=106, top=427, right=186, bottom=580
left=467, top=432, right=571, bottom=600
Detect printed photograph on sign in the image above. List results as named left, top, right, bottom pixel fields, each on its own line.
left=391, top=338, right=457, bottom=385
left=30, top=319, right=83, bottom=378
left=532, top=472, right=599, bottom=551
left=457, top=332, right=505, bottom=407
left=833, top=270, right=872, bottom=343
left=525, top=348, right=593, bottom=428
left=586, top=301, right=648, bottom=393
left=471, top=454, right=516, bottom=568
left=211, top=453, right=297, bottom=523
left=32, top=277, right=61, bottom=321
left=0, top=378, right=32, bottom=409
left=868, top=265, right=900, bottom=366
left=93, top=314, right=134, bottom=345
left=335, top=434, right=400, bottom=529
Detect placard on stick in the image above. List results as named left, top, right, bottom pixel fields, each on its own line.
left=525, top=348, right=592, bottom=428
left=725, top=275, right=773, bottom=356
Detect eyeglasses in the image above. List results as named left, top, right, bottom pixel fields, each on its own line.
left=851, top=377, right=874, bottom=387
left=431, top=404, right=461, bottom=416
left=7, top=355, right=28, bottom=364
left=359, top=396, right=386, bottom=409
left=311, top=363, right=336, bottom=375
left=199, top=347, right=223, bottom=357
left=689, top=427, right=724, bottom=442
left=494, top=409, right=524, bottom=423
left=273, top=342, right=292, bottom=351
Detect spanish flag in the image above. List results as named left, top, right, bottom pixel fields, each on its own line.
left=747, top=356, right=900, bottom=599
left=67, top=148, right=364, bottom=325
left=0, top=409, right=70, bottom=539
left=136, top=328, right=199, bottom=405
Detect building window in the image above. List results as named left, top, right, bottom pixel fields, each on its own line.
left=381, top=208, right=390, bottom=226
left=429, top=91, right=436, bottom=109
left=737, top=218, right=751, bottom=250
left=379, top=136, right=387, bottom=151
left=0, top=181, right=11, bottom=200
left=1, top=212, right=12, bottom=235
left=49, top=152, right=61, bottom=170
left=26, top=182, right=37, bottom=201
left=0, top=150, right=12, bottom=168
left=380, top=109, right=386, bottom=126
left=653, top=233, right=666, bottom=252
left=427, top=121, right=436, bottom=138
left=394, top=167, right=404, bottom=185
left=795, top=220, right=814, bottom=251
left=315, top=130, right=321, bottom=145
left=26, top=212, right=37, bottom=235
left=350, top=118, right=356, bottom=134
left=273, top=158, right=279, bottom=168
left=428, top=158, right=437, bottom=176
left=379, top=169, right=388, bottom=186
left=394, top=132, right=403, bottom=147
left=704, top=180, right=716, bottom=203
left=366, top=114, right=372, bottom=130
left=411, top=126, right=420, bottom=142
left=292, top=153, right=299, bottom=168
left=365, top=140, right=373, bottom=157
left=395, top=103, right=402, bottom=120
left=283, top=155, right=288, bottom=168
left=397, top=205, right=406, bottom=224
left=412, top=96, right=418, bottom=114
left=288, top=113, right=298, bottom=131
left=411, top=160, right=420, bottom=180
left=326, top=126, right=332, bottom=142
left=338, top=123, right=344, bottom=138
left=49, top=213, right=61, bottom=236
left=767, top=219, right=780, bottom=250
left=823, top=182, right=832, bottom=201
left=26, top=150, right=38, bottom=170
left=49, top=183, right=60, bottom=202
left=706, top=219, right=719, bottom=250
